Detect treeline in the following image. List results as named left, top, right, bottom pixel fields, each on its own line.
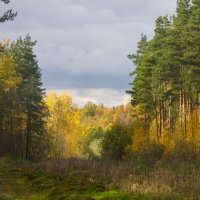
left=128, top=0, right=200, bottom=150
left=0, top=36, right=46, bottom=160
left=45, top=94, right=133, bottom=160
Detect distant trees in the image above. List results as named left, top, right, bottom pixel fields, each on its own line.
left=80, top=103, right=134, bottom=160
left=82, top=102, right=97, bottom=117
left=0, top=0, right=17, bottom=23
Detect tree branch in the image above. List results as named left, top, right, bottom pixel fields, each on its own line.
left=0, top=0, right=17, bottom=23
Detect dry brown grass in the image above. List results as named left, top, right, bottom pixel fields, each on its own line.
left=35, top=158, right=200, bottom=199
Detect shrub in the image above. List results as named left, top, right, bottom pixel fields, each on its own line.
left=101, top=124, right=132, bottom=160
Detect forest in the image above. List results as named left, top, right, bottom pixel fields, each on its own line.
left=0, top=0, right=199, bottom=199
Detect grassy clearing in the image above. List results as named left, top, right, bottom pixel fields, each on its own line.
left=0, top=158, right=199, bottom=200
left=0, top=157, right=146, bottom=200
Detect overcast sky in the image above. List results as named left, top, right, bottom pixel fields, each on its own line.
left=1, top=0, right=176, bottom=107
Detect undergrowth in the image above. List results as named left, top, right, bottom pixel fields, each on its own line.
left=0, top=157, right=199, bottom=200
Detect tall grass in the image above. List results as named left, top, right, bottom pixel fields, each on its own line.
left=36, top=158, right=200, bottom=199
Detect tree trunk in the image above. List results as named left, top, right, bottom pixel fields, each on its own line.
left=155, top=99, right=159, bottom=141
left=26, top=104, right=31, bottom=160
left=159, top=101, right=162, bottom=137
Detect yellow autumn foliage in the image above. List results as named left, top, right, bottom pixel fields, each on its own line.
left=0, top=53, right=21, bottom=93
left=132, top=126, right=147, bottom=152
left=45, top=92, right=84, bottom=158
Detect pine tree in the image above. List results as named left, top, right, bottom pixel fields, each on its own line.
left=128, top=34, right=154, bottom=133
left=150, top=16, right=172, bottom=137
left=10, top=35, right=46, bottom=160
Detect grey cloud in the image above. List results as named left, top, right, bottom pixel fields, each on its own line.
left=52, top=88, right=131, bottom=107
left=1, top=0, right=177, bottom=105
left=42, top=69, right=132, bottom=90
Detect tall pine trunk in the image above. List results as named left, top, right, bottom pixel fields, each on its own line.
left=26, top=104, right=31, bottom=160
